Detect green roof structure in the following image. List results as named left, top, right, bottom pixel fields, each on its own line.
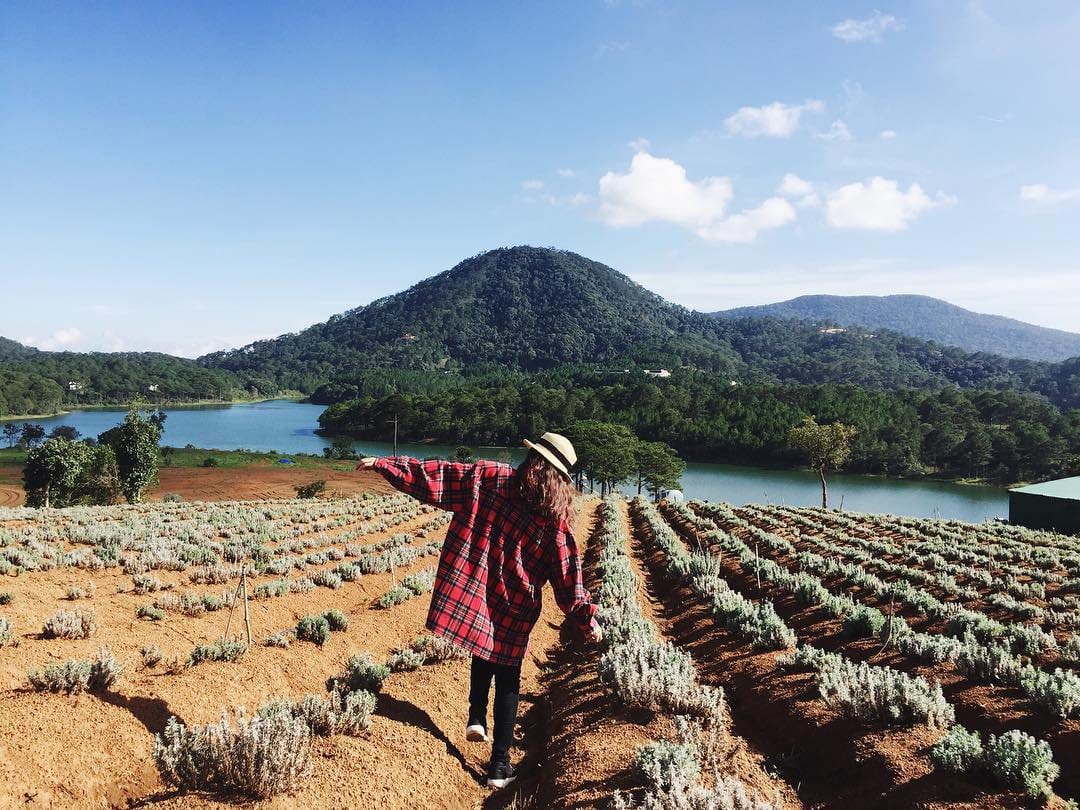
left=1009, top=476, right=1080, bottom=535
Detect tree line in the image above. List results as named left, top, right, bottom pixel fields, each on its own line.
left=316, top=368, right=1080, bottom=484
left=0, top=354, right=278, bottom=418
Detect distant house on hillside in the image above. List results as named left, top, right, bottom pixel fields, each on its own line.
left=402, top=332, right=418, bottom=341
left=1009, top=477, right=1080, bottom=535
left=818, top=326, right=846, bottom=335
left=644, top=369, right=671, bottom=378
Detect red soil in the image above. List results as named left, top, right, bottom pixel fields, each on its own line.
left=0, top=464, right=394, bottom=509
left=657, top=502, right=1077, bottom=808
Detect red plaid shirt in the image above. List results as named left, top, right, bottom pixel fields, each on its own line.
left=374, top=456, right=596, bottom=666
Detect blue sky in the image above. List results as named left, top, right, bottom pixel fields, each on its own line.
left=2, top=1, right=1079, bottom=356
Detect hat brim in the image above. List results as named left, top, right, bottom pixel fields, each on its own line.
left=523, top=439, right=573, bottom=481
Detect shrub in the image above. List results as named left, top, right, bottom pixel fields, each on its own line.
left=294, top=480, right=326, bottom=499
left=930, top=725, right=983, bottom=774
left=258, top=689, right=376, bottom=737
left=138, top=604, right=166, bottom=621
left=28, top=649, right=121, bottom=694
left=254, top=579, right=290, bottom=599
left=42, top=609, right=97, bottom=639
left=326, top=653, right=390, bottom=695
left=401, top=567, right=436, bottom=596
left=955, top=633, right=1022, bottom=684
left=163, top=492, right=183, bottom=503
left=1019, top=666, right=1080, bottom=719
left=816, top=657, right=954, bottom=728
left=323, top=608, right=349, bottom=632
left=983, top=730, right=1060, bottom=799
left=263, top=631, right=292, bottom=649
left=0, top=616, right=15, bottom=647
left=599, top=638, right=724, bottom=722
left=296, top=615, right=331, bottom=646
left=635, top=740, right=700, bottom=792
left=387, top=634, right=466, bottom=670
left=0, top=592, right=12, bottom=605
left=1007, top=624, right=1057, bottom=658
left=376, top=586, right=411, bottom=609
left=132, top=573, right=164, bottom=594
left=842, top=605, right=886, bottom=638
left=189, top=638, right=246, bottom=666
left=153, top=709, right=311, bottom=798
left=312, top=570, right=343, bottom=590
left=141, top=645, right=163, bottom=668
left=200, top=457, right=219, bottom=468
left=29, top=659, right=91, bottom=693
left=387, top=647, right=426, bottom=672
left=66, top=587, right=85, bottom=601
left=1064, top=634, right=1080, bottom=663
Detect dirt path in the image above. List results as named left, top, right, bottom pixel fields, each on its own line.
left=539, top=500, right=675, bottom=808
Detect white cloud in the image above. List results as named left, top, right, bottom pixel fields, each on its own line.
left=557, top=168, right=576, bottom=178
left=697, top=197, right=797, bottom=244
left=832, top=10, right=904, bottom=43
left=842, top=79, right=865, bottom=106
left=23, top=327, right=84, bottom=351
left=826, top=177, right=955, bottom=231
left=521, top=179, right=545, bottom=191
left=598, top=151, right=732, bottom=228
left=596, top=151, right=797, bottom=243
left=628, top=137, right=651, bottom=151
left=1020, top=183, right=1080, bottom=204
left=725, top=99, right=824, bottom=138
left=595, top=40, right=631, bottom=58
left=777, top=173, right=821, bottom=208
left=816, top=120, right=853, bottom=142
left=879, top=129, right=897, bottom=140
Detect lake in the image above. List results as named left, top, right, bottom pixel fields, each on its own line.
left=27, top=399, right=1009, bottom=522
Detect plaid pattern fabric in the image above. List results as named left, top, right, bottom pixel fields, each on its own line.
left=375, top=456, right=596, bottom=666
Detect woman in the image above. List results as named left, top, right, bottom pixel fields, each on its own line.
left=356, top=431, right=602, bottom=788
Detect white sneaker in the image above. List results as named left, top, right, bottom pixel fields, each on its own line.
left=465, top=723, right=488, bottom=742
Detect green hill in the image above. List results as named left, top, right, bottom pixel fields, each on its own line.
left=716, top=294, right=1080, bottom=362
left=3, top=247, right=1079, bottom=418
left=198, top=247, right=1079, bottom=407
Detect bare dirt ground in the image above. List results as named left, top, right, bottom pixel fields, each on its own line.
left=0, top=471, right=585, bottom=810
left=0, top=464, right=393, bottom=508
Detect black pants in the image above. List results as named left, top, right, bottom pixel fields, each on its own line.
left=468, top=655, right=521, bottom=763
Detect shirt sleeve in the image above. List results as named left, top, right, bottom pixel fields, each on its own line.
left=373, top=456, right=476, bottom=513
left=546, top=521, right=597, bottom=627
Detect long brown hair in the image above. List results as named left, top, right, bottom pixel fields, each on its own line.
left=516, top=451, right=576, bottom=527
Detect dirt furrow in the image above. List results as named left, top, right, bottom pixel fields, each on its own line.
left=629, top=499, right=1032, bottom=810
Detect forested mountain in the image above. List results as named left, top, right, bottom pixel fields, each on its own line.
left=200, top=247, right=1079, bottom=408
left=0, top=342, right=274, bottom=418
left=3, top=247, right=1079, bottom=418
left=716, top=294, right=1080, bottom=362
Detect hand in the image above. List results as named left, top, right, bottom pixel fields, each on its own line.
left=355, top=457, right=378, bottom=471
left=583, top=617, right=603, bottom=645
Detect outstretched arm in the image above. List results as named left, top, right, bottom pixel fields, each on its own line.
left=546, top=522, right=602, bottom=643
left=358, top=456, right=476, bottom=513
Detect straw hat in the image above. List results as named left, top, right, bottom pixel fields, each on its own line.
left=523, top=432, right=577, bottom=480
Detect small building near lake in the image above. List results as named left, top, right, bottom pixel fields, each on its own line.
left=1009, top=476, right=1080, bottom=535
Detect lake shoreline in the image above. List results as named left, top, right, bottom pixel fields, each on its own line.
left=0, top=394, right=303, bottom=422
left=0, top=399, right=1008, bottom=521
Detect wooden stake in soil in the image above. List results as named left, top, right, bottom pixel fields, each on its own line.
left=241, top=564, right=252, bottom=647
